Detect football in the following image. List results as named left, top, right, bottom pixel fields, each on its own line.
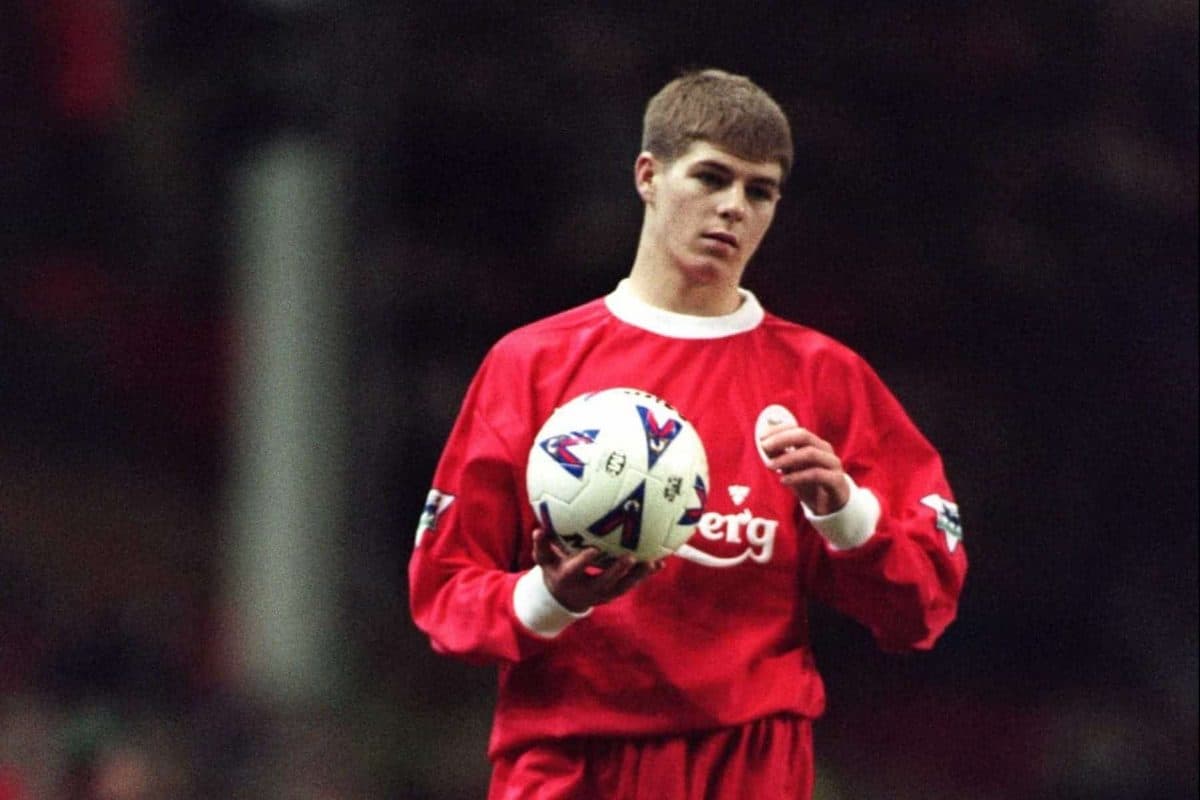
left=526, top=387, right=710, bottom=562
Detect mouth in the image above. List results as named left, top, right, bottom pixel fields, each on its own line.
left=702, top=231, right=739, bottom=249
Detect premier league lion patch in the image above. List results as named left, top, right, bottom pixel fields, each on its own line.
left=920, top=494, right=963, bottom=552
left=416, top=489, right=456, bottom=547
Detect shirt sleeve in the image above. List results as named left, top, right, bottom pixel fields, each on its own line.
left=807, top=354, right=968, bottom=653
left=408, top=350, right=554, bottom=665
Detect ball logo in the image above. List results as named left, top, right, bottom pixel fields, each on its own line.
left=587, top=481, right=646, bottom=550
left=636, top=406, right=682, bottom=468
left=604, top=451, right=627, bottom=476
left=663, top=476, right=682, bottom=501
left=678, top=474, right=708, bottom=526
left=539, top=500, right=586, bottom=554
left=538, top=429, right=599, bottom=478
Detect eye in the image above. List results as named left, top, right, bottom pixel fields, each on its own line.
left=748, top=185, right=777, bottom=202
left=695, top=171, right=725, bottom=188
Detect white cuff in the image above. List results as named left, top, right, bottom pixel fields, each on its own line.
left=802, top=475, right=880, bottom=551
left=513, top=566, right=593, bottom=639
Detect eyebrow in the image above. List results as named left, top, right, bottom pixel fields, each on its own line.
left=693, top=159, right=781, bottom=191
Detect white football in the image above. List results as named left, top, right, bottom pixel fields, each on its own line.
left=526, top=387, right=710, bottom=562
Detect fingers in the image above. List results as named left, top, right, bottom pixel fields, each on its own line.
left=766, top=443, right=841, bottom=474
left=532, top=527, right=569, bottom=567
left=535, top=530, right=608, bottom=577
left=762, top=426, right=843, bottom=487
left=533, top=527, right=666, bottom=609
left=608, top=559, right=665, bottom=596
left=586, top=554, right=636, bottom=592
left=582, top=556, right=666, bottom=603
left=758, top=425, right=833, bottom=460
left=758, top=425, right=850, bottom=514
left=779, top=467, right=847, bottom=508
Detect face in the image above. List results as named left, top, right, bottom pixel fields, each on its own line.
left=637, top=141, right=783, bottom=288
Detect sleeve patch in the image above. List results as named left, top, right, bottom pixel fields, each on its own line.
left=416, top=489, right=456, bottom=547
left=920, top=494, right=963, bottom=552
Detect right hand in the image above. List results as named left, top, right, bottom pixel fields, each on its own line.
left=532, top=527, right=665, bottom=613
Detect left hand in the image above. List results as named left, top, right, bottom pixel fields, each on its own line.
left=758, top=424, right=851, bottom=515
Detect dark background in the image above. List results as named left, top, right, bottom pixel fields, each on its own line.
left=1, top=2, right=1196, bottom=798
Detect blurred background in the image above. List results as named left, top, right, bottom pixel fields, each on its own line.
left=1, top=1, right=1196, bottom=798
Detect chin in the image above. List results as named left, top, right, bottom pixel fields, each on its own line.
left=680, top=258, right=737, bottom=286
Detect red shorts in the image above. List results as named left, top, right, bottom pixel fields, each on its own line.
left=488, top=714, right=814, bottom=800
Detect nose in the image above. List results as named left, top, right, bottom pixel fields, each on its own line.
left=717, top=185, right=747, bottom=222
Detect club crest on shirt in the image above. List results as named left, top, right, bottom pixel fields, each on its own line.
left=636, top=406, right=682, bottom=468
left=920, top=494, right=963, bottom=552
left=416, top=489, right=456, bottom=547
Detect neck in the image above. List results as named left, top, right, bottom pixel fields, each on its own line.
left=628, top=236, right=742, bottom=317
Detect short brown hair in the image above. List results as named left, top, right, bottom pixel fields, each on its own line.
left=642, top=69, right=793, bottom=179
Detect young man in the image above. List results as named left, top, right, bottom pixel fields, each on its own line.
left=410, top=69, right=967, bottom=799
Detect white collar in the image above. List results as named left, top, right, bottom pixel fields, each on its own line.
left=604, top=278, right=764, bottom=340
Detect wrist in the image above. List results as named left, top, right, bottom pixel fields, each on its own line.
left=802, top=474, right=880, bottom=550
left=513, top=565, right=593, bottom=639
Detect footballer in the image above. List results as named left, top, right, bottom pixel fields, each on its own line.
left=410, top=68, right=967, bottom=799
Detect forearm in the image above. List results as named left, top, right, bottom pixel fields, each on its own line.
left=813, top=497, right=966, bottom=652
left=410, top=555, right=556, bottom=664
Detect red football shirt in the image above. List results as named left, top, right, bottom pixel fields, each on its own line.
left=410, top=280, right=967, bottom=759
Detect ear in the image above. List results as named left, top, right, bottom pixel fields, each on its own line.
left=634, top=152, right=658, bottom=204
